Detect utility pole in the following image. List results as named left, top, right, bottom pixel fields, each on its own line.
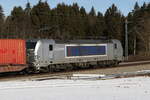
left=125, top=19, right=128, bottom=60
left=134, top=36, right=136, bottom=55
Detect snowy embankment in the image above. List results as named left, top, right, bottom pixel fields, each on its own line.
left=0, top=76, right=150, bottom=100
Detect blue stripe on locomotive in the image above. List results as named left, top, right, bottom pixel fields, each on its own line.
left=66, top=45, right=106, bottom=57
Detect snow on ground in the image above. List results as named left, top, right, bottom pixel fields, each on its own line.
left=0, top=76, right=150, bottom=100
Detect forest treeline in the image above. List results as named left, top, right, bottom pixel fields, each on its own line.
left=0, top=1, right=150, bottom=55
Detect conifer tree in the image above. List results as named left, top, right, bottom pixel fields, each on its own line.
left=95, top=12, right=105, bottom=37
left=89, top=6, right=96, bottom=16
left=24, top=2, right=33, bottom=38
left=104, top=4, right=124, bottom=40
left=30, top=0, right=51, bottom=38
left=86, top=6, right=97, bottom=38
left=5, top=6, right=25, bottom=38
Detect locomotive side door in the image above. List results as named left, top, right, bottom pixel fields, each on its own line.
left=113, top=43, right=118, bottom=60
left=49, top=44, right=53, bottom=59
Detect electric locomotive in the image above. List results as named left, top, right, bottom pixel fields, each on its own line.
left=26, top=39, right=123, bottom=72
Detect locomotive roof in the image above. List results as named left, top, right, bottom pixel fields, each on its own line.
left=54, top=39, right=113, bottom=44
left=26, top=39, right=114, bottom=44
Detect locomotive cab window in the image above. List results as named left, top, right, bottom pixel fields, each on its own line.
left=114, top=44, right=117, bottom=49
left=26, top=42, right=37, bottom=49
left=49, top=45, right=53, bottom=51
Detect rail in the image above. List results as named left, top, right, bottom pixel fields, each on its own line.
left=0, top=60, right=150, bottom=81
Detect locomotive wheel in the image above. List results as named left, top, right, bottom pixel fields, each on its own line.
left=112, top=61, right=119, bottom=67
left=66, top=65, right=73, bottom=71
left=48, top=66, right=54, bottom=72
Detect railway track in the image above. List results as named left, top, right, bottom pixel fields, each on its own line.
left=1, top=60, right=150, bottom=81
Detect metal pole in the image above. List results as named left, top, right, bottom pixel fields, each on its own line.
left=125, top=19, right=128, bottom=60
left=134, top=36, right=136, bottom=55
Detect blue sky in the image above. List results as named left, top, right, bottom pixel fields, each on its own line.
left=0, top=0, right=150, bottom=16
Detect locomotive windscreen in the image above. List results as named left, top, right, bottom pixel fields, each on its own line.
left=66, top=45, right=107, bottom=57
left=26, top=42, right=37, bottom=49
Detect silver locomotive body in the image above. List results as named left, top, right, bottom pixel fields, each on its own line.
left=27, top=39, right=123, bottom=71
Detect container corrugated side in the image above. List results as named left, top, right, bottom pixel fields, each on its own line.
left=0, top=39, right=26, bottom=65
